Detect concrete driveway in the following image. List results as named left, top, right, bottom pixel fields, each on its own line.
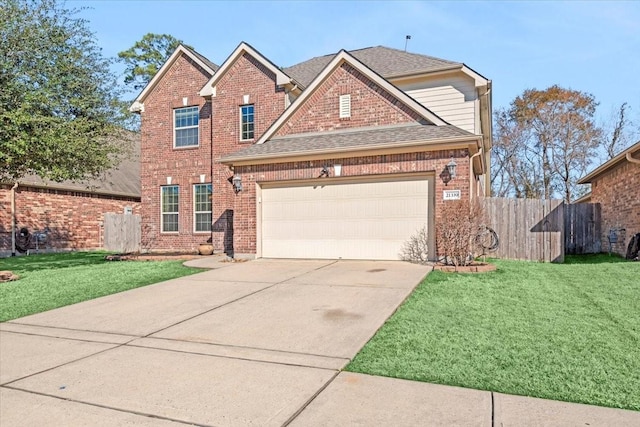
left=2, top=258, right=639, bottom=426
left=1, top=259, right=430, bottom=426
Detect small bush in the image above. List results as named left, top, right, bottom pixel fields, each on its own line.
left=401, top=226, right=430, bottom=264
left=435, top=199, right=485, bottom=267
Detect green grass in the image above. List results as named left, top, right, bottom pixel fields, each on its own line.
left=347, top=254, right=640, bottom=411
left=0, top=252, right=203, bottom=322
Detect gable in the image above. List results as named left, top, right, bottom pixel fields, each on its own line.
left=215, top=52, right=280, bottom=96
left=130, top=45, right=217, bottom=113
left=212, top=52, right=288, bottom=145
left=284, top=46, right=462, bottom=88
left=146, top=53, right=213, bottom=106
left=199, top=42, right=293, bottom=97
left=276, top=62, right=428, bottom=137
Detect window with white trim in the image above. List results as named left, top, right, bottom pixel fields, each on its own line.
left=161, top=186, right=179, bottom=232
left=339, top=94, right=351, bottom=118
left=174, top=106, right=199, bottom=147
left=194, top=184, right=212, bottom=233
left=240, top=104, right=254, bottom=140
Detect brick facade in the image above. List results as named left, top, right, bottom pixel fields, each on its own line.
left=138, top=46, right=482, bottom=257
left=140, top=52, right=287, bottom=253
left=211, top=53, right=287, bottom=255
left=0, top=185, right=140, bottom=255
left=233, top=149, right=471, bottom=254
left=140, top=53, right=214, bottom=252
left=276, top=63, right=421, bottom=136
left=589, top=159, right=640, bottom=256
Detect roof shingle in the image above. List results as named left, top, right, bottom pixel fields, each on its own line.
left=221, top=123, right=474, bottom=163
left=18, top=131, right=141, bottom=198
left=284, top=46, right=461, bottom=87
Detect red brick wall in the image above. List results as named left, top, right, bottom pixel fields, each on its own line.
left=210, top=53, right=286, bottom=255
left=233, top=149, right=472, bottom=254
left=590, top=160, right=640, bottom=256
left=0, top=185, right=140, bottom=254
left=140, top=53, right=214, bottom=252
left=138, top=49, right=479, bottom=257
left=139, top=52, right=286, bottom=254
left=276, top=63, right=422, bottom=137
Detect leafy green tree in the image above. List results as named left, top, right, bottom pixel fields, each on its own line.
left=118, top=33, right=187, bottom=91
left=492, top=85, right=602, bottom=203
left=0, top=0, right=128, bottom=182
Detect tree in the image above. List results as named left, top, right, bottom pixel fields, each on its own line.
left=602, top=102, right=639, bottom=160
left=0, top=0, right=128, bottom=183
left=491, top=85, right=602, bottom=203
left=118, top=33, right=186, bottom=91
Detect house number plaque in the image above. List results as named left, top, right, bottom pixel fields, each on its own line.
left=443, top=190, right=461, bottom=200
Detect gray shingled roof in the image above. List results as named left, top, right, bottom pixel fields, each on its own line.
left=18, top=131, right=141, bottom=198
left=221, top=123, right=474, bottom=163
left=182, top=45, right=220, bottom=72
left=284, top=46, right=461, bottom=87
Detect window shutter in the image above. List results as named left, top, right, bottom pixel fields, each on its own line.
left=339, top=94, right=351, bottom=118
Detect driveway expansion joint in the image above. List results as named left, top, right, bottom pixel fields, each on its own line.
left=143, top=259, right=341, bottom=339
left=282, top=370, right=341, bottom=426
left=1, top=386, right=207, bottom=426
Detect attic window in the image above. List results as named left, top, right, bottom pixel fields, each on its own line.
left=339, top=94, right=351, bottom=119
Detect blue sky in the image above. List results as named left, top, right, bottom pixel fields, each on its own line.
left=73, top=0, right=640, bottom=128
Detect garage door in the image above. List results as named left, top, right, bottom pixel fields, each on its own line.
left=260, top=176, right=432, bottom=260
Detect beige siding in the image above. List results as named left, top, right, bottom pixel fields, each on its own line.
left=397, top=76, right=477, bottom=133
left=259, top=177, right=432, bottom=260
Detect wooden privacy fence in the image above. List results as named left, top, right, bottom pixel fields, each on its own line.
left=564, top=203, right=601, bottom=254
left=481, top=198, right=602, bottom=262
left=103, top=213, right=141, bottom=253
left=482, top=198, right=565, bottom=263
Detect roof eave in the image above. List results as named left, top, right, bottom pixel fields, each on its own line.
left=221, top=135, right=481, bottom=166
left=129, top=45, right=216, bottom=112
left=385, top=64, right=462, bottom=81
left=255, top=51, right=449, bottom=145
left=14, top=180, right=141, bottom=199
left=199, top=42, right=293, bottom=97
left=578, top=141, right=640, bottom=183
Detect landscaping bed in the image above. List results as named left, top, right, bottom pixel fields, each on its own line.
left=347, top=254, right=640, bottom=411
left=105, top=252, right=202, bottom=262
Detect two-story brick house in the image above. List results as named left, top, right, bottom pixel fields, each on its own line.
left=131, top=42, right=492, bottom=260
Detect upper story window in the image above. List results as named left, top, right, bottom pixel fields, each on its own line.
left=174, top=106, right=199, bottom=148
left=240, top=104, right=254, bottom=141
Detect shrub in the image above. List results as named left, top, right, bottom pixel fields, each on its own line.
left=435, top=199, right=485, bottom=267
left=401, top=226, right=430, bottom=264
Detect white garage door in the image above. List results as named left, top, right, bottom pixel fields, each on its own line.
left=260, top=176, right=432, bottom=260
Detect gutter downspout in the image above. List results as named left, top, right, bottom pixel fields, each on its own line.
left=626, top=152, right=640, bottom=164
left=209, top=98, right=214, bottom=252
left=11, top=182, right=18, bottom=256
left=469, top=149, right=484, bottom=198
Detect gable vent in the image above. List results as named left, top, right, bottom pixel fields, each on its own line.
left=339, top=94, right=351, bottom=118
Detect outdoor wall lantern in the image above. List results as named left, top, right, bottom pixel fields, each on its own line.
left=446, top=158, right=458, bottom=179
left=318, top=166, right=330, bottom=178
left=232, top=174, right=242, bottom=194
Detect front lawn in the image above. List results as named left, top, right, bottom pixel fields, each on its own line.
left=0, top=252, right=203, bottom=322
left=347, top=254, right=640, bottom=411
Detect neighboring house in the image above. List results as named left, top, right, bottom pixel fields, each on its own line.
left=578, top=141, right=640, bottom=256
left=0, top=132, right=141, bottom=255
left=130, top=42, right=492, bottom=260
